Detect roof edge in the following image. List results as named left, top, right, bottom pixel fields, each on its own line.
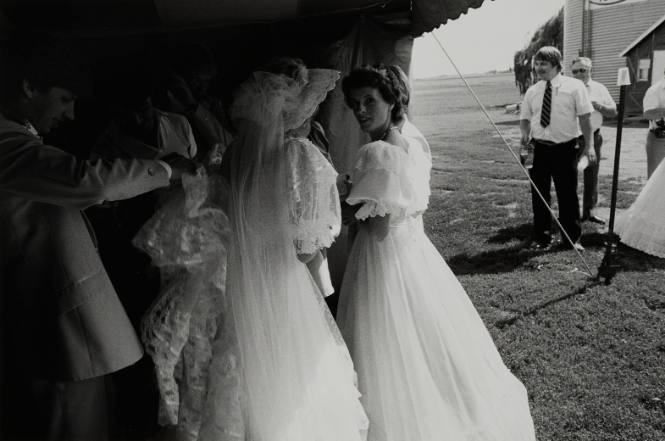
left=619, top=12, right=665, bottom=57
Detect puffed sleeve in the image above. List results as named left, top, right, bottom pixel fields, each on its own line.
left=346, top=141, right=417, bottom=220
left=285, top=137, right=341, bottom=255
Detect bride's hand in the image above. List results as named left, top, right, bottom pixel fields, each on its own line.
left=367, top=214, right=390, bottom=241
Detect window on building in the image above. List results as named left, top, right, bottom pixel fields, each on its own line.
left=638, top=59, right=650, bottom=82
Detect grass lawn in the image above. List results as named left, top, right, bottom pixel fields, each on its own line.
left=411, top=73, right=665, bottom=440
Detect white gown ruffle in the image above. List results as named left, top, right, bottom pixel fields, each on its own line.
left=337, top=140, right=536, bottom=441
left=615, top=158, right=665, bottom=258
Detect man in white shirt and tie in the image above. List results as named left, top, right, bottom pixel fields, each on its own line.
left=571, top=57, right=617, bottom=225
left=642, top=68, right=665, bottom=178
left=520, top=46, right=594, bottom=250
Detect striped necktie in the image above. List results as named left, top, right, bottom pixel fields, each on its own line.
left=540, top=80, right=552, bottom=127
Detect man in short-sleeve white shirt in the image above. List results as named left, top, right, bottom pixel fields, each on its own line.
left=642, top=69, right=665, bottom=177
left=571, top=57, right=617, bottom=224
left=520, top=46, right=594, bottom=250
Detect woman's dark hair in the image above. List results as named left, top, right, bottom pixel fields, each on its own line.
left=342, top=64, right=410, bottom=121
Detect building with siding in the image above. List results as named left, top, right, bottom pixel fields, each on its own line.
left=620, top=14, right=665, bottom=114
left=564, top=0, right=665, bottom=113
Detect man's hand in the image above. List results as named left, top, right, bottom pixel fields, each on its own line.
left=161, top=153, right=197, bottom=181
left=583, top=148, right=597, bottom=165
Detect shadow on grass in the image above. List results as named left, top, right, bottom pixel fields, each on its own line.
left=581, top=231, right=665, bottom=273
left=450, top=222, right=575, bottom=275
left=614, top=244, right=665, bottom=271
left=448, top=245, right=540, bottom=275
left=487, top=223, right=532, bottom=244
left=495, top=282, right=598, bottom=328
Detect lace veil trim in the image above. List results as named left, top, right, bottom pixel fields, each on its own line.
left=286, top=137, right=341, bottom=254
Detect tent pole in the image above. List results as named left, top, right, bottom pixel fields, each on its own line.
left=598, top=68, right=630, bottom=284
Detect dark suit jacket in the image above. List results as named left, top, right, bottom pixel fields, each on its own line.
left=0, top=117, right=171, bottom=383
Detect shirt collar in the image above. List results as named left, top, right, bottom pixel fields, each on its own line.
left=25, top=121, right=40, bottom=138
left=549, top=72, right=563, bottom=86
left=0, top=113, right=41, bottom=140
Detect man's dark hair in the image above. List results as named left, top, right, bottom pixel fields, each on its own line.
left=0, top=32, right=89, bottom=103
left=534, top=46, right=563, bottom=71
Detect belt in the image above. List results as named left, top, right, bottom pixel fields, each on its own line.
left=533, top=138, right=577, bottom=147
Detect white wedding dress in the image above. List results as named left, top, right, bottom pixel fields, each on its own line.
left=336, top=124, right=536, bottom=441
left=138, top=70, right=368, bottom=441
left=614, top=158, right=665, bottom=258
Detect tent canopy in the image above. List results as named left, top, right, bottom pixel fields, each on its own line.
left=0, top=0, right=489, bottom=291
left=0, top=0, right=486, bottom=36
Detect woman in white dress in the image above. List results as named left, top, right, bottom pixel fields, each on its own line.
left=614, top=157, right=665, bottom=258
left=138, top=61, right=368, bottom=441
left=336, top=65, right=536, bottom=441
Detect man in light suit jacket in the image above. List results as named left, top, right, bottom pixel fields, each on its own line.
left=0, top=35, right=194, bottom=441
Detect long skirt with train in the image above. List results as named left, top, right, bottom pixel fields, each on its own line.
left=337, top=218, right=536, bottom=441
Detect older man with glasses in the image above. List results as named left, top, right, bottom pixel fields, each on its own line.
left=571, top=57, right=617, bottom=225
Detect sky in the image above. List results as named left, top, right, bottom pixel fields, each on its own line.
left=411, top=0, right=565, bottom=78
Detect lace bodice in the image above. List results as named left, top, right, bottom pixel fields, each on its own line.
left=347, top=139, right=431, bottom=222
left=285, top=136, right=341, bottom=254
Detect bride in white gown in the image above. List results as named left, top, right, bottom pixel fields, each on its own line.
left=336, top=65, right=536, bottom=441
left=138, top=61, right=368, bottom=441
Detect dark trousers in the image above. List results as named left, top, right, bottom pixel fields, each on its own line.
left=529, top=139, right=581, bottom=243
left=577, top=129, right=602, bottom=217
left=1, top=375, right=116, bottom=441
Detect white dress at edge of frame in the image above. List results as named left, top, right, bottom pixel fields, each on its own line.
left=615, top=158, right=665, bottom=258
left=336, top=124, right=537, bottom=441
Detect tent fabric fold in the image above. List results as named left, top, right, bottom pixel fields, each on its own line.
left=412, top=0, right=487, bottom=34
